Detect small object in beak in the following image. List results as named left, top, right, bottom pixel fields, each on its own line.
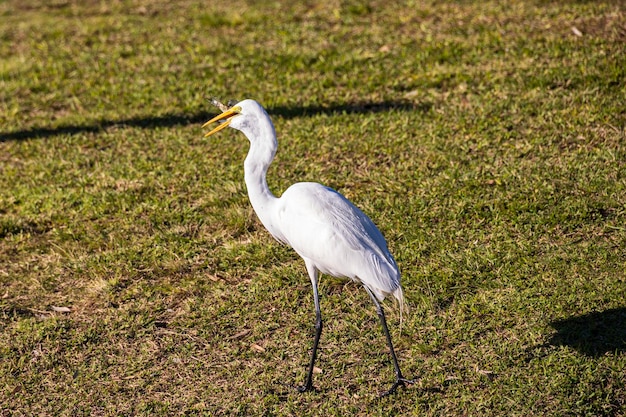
left=210, top=97, right=230, bottom=112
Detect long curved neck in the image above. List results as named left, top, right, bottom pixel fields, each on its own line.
left=241, top=119, right=282, bottom=238
left=244, top=140, right=277, bottom=210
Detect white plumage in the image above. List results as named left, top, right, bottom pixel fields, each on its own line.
left=203, top=99, right=412, bottom=396
left=277, top=182, right=402, bottom=302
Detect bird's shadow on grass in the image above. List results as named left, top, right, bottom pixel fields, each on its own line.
left=548, top=307, right=626, bottom=357
left=0, top=100, right=428, bottom=142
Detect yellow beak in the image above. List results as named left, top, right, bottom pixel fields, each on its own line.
left=202, top=106, right=242, bottom=137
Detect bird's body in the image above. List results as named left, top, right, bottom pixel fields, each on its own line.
left=203, top=99, right=411, bottom=396
left=275, top=182, right=403, bottom=302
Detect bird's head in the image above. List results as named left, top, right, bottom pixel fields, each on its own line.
left=202, top=99, right=270, bottom=140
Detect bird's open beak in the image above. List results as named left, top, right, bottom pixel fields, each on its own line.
left=202, top=106, right=242, bottom=137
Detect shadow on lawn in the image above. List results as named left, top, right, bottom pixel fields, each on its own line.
left=0, top=100, right=427, bottom=142
left=548, top=307, right=626, bottom=357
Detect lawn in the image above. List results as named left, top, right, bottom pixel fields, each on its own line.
left=1, top=0, right=625, bottom=415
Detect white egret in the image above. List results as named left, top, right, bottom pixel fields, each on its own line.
left=203, top=99, right=413, bottom=396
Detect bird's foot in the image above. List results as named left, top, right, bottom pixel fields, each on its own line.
left=380, top=377, right=415, bottom=397
left=296, top=384, right=313, bottom=393
left=279, top=381, right=314, bottom=394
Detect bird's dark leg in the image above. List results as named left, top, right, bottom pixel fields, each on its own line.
left=298, top=262, right=322, bottom=393
left=364, top=286, right=414, bottom=397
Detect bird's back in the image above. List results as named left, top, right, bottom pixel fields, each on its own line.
left=272, top=182, right=402, bottom=302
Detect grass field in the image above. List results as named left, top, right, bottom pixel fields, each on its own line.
left=1, top=0, right=625, bottom=415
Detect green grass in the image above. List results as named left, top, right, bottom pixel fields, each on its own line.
left=1, top=0, right=625, bottom=415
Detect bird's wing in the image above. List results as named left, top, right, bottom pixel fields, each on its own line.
left=274, top=182, right=400, bottom=296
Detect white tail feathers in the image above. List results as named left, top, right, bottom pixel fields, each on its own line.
left=392, top=286, right=408, bottom=332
